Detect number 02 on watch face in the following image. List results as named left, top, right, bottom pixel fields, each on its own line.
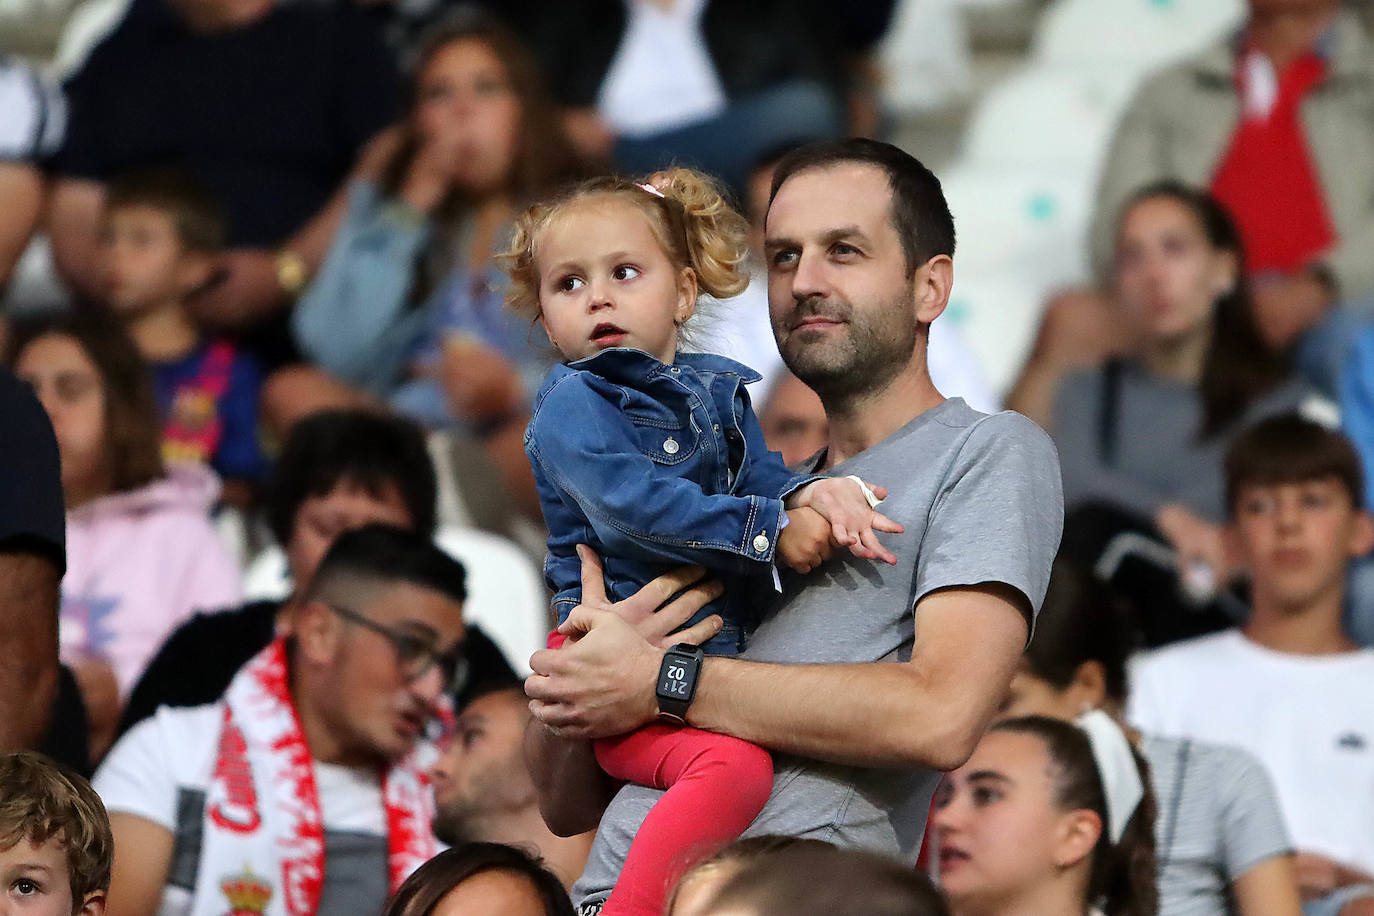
left=659, top=660, right=691, bottom=698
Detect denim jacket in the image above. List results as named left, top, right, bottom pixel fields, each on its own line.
left=526, top=348, right=816, bottom=654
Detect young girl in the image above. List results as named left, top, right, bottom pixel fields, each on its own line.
left=8, top=313, right=241, bottom=759
left=503, top=168, right=902, bottom=916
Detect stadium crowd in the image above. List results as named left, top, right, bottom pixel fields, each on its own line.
left=0, top=0, right=1372, bottom=914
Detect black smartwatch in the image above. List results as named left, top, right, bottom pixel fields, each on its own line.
left=655, top=643, right=704, bottom=725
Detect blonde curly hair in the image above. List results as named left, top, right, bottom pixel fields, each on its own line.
left=501, top=167, right=750, bottom=320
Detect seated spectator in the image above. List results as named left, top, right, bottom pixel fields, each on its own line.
left=95, top=525, right=464, bottom=916
left=1045, top=184, right=1304, bottom=641
left=680, top=843, right=947, bottom=916
left=0, top=55, right=64, bottom=297
left=1000, top=559, right=1301, bottom=916
left=119, top=408, right=512, bottom=736
left=282, top=11, right=579, bottom=431
left=98, top=169, right=265, bottom=492
left=933, top=714, right=1157, bottom=916
left=46, top=0, right=399, bottom=347
left=7, top=314, right=240, bottom=758
left=666, top=836, right=836, bottom=916
left=0, top=751, right=113, bottom=916
left=512, top=1, right=890, bottom=192
left=0, top=368, right=88, bottom=771
left=429, top=680, right=594, bottom=890
left=1129, top=415, right=1374, bottom=916
left=384, top=842, right=574, bottom=916
left=756, top=371, right=828, bottom=468
left=1087, top=0, right=1373, bottom=394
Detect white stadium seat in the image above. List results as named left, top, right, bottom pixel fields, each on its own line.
left=1033, top=0, right=1244, bottom=71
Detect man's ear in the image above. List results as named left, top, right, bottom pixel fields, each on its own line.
left=294, top=599, right=339, bottom=666
left=1349, top=508, right=1374, bottom=558
left=77, top=888, right=107, bottom=915
left=914, top=255, right=953, bottom=325
left=1053, top=808, right=1103, bottom=869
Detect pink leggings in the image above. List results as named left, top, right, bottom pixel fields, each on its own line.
left=593, top=724, right=774, bottom=916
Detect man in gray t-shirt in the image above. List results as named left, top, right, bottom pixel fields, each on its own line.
left=523, top=139, right=1064, bottom=912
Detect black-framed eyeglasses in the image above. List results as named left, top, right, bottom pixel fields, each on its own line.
left=327, top=603, right=469, bottom=696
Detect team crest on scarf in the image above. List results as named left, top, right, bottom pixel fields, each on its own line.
left=220, top=865, right=272, bottom=916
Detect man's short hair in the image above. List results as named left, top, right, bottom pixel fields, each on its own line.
left=0, top=752, right=113, bottom=905
left=1225, top=414, right=1364, bottom=514
left=104, top=167, right=225, bottom=254
left=768, top=137, right=956, bottom=277
left=268, top=410, right=437, bottom=546
left=305, top=524, right=467, bottom=608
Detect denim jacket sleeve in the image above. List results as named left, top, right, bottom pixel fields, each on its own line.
left=290, top=180, right=433, bottom=393
left=526, top=373, right=789, bottom=571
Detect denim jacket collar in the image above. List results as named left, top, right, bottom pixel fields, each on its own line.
left=567, top=347, right=763, bottom=387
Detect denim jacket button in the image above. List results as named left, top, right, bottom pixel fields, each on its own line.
left=663, top=437, right=680, bottom=455
left=752, top=532, right=770, bottom=553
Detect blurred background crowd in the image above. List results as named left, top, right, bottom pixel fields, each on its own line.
left=2, top=0, right=1374, bottom=914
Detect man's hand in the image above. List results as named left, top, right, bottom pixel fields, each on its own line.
left=1252, top=273, right=1332, bottom=348
left=184, top=248, right=286, bottom=327
left=1295, top=851, right=1374, bottom=901
left=1155, top=502, right=1234, bottom=586
left=525, top=546, right=723, bottom=739
left=778, top=506, right=834, bottom=573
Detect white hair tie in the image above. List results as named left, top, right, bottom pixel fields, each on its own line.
left=636, top=182, right=666, bottom=199
left=1076, top=709, right=1144, bottom=845
left=844, top=475, right=882, bottom=509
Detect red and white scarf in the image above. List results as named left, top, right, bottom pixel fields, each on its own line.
left=191, top=638, right=439, bottom=916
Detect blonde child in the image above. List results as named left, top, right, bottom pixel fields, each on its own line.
left=0, top=752, right=113, bottom=916
left=503, top=168, right=902, bottom=916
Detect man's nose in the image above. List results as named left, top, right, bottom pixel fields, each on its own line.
left=410, top=661, right=447, bottom=705
left=789, top=250, right=830, bottom=302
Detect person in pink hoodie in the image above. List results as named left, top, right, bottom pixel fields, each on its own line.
left=8, top=312, right=241, bottom=760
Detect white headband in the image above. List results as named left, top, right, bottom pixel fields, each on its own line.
left=1075, top=710, right=1144, bottom=845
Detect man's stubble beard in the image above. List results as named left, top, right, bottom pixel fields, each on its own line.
left=776, top=288, right=920, bottom=409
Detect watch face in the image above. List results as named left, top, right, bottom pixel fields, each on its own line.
left=658, top=656, right=693, bottom=700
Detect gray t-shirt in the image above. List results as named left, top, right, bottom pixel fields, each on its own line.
left=1052, top=362, right=1309, bottom=523
left=1144, top=734, right=1293, bottom=916
left=572, top=398, right=1064, bottom=909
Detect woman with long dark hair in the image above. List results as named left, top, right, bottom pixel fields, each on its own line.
left=1050, top=182, right=1308, bottom=642
left=276, top=10, right=586, bottom=514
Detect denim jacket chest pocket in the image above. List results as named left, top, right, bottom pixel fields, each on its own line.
left=621, top=387, right=704, bottom=468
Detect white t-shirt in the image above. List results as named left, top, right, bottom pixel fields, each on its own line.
left=94, top=704, right=391, bottom=916
left=1128, top=630, right=1374, bottom=873
left=596, top=0, right=727, bottom=137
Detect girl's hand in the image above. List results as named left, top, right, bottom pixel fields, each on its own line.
left=787, top=478, right=905, bottom=565
left=778, top=507, right=834, bottom=573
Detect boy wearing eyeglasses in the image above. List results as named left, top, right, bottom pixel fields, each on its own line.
left=91, top=525, right=467, bottom=916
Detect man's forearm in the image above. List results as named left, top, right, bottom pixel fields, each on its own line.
left=687, top=657, right=987, bottom=771
left=688, top=587, right=1027, bottom=771
left=524, top=719, right=618, bottom=837
left=0, top=553, right=61, bottom=751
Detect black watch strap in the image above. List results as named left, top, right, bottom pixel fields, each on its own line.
left=655, top=643, right=704, bottom=725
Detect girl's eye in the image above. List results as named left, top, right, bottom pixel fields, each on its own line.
left=558, top=276, right=584, bottom=292
left=612, top=265, right=640, bottom=281
left=971, top=786, right=1002, bottom=806
left=13, top=878, right=40, bottom=895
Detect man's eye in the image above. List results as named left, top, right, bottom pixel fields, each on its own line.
left=832, top=243, right=859, bottom=257
left=612, top=265, right=640, bottom=281
left=395, top=635, right=429, bottom=664
left=770, top=250, right=798, bottom=267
